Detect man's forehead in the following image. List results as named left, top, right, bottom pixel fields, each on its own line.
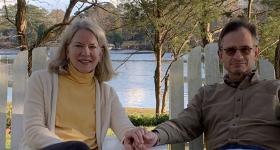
left=221, top=28, right=254, bottom=47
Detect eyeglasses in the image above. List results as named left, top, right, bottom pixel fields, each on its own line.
left=222, top=46, right=255, bottom=56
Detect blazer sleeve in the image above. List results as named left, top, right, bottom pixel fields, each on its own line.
left=23, top=71, right=62, bottom=149
left=108, top=87, right=135, bottom=141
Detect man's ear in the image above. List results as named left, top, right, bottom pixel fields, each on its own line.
left=255, top=47, right=260, bottom=59
left=218, top=50, right=223, bottom=60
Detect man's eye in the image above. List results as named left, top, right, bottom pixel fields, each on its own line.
left=75, top=45, right=83, bottom=48
left=240, top=46, right=250, bottom=51
left=240, top=46, right=252, bottom=53
left=225, top=48, right=236, bottom=53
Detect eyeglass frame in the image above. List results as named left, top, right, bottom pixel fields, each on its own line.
left=220, top=45, right=258, bottom=56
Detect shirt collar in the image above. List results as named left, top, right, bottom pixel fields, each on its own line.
left=224, top=70, right=259, bottom=88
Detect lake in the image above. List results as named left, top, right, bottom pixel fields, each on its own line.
left=1, top=49, right=192, bottom=109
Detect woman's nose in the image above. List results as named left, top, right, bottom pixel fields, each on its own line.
left=81, top=46, right=91, bottom=55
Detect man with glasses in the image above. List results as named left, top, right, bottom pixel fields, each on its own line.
left=123, top=19, right=280, bottom=150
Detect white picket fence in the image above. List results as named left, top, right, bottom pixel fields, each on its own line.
left=169, top=43, right=275, bottom=150
left=0, top=43, right=275, bottom=150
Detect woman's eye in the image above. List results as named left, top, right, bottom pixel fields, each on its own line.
left=89, top=46, right=96, bottom=49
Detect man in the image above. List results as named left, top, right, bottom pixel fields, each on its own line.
left=123, top=19, right=280, bottom=150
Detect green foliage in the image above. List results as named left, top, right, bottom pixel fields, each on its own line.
left=6, top=103, right=12, bottom=129
left=128, top=114, right=169, bottom=126
left=107, top=31, right=123, bottom=48
left=258, top=0, right=280, bottom=62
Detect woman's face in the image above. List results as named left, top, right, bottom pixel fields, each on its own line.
left=67, top=29, right=102, bottom=73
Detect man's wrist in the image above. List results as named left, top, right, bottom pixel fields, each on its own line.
left=151, top=130, right=160, bottom=146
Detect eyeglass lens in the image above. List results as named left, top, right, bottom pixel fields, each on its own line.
left=223, top=46, right=253, bottom=56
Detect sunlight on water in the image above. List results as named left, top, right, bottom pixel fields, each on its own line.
left=126, top=88, right=146, bottom=107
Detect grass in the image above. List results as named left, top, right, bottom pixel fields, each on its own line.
left=125, top=107, right=157, bottom=115
left=5, top=107, right=158, bottom=149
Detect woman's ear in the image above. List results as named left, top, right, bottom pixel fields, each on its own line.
left=99, top=47, right=104, bottom=59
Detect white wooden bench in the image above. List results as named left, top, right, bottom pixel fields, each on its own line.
left=169, top=43, right=275, bottom=150
left=0, top=43, right=275, bottom=150
left=0, top=47, right=170, bottom=150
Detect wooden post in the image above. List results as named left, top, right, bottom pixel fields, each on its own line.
left=169, top=58, right=185, bottom=150
left=188, top=46, right=203, bottom=150
left=259, top=58, right=275, bottom=80
left=0, top=61, right=8, bottom=149
left=11, top=51, right=28, bottom=150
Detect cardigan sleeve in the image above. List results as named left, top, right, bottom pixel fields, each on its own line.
left=23, top=71, right=62, bottom=149
left=108, top=87, right=135, bottom=141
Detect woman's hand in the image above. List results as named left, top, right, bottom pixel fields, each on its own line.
left=123, top=127, right=158, bottom=150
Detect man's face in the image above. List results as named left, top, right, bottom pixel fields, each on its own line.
left=218, top=27, right=259, bottom=78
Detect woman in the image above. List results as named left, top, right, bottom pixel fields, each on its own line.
left=22, top=18, right=135, bottom=150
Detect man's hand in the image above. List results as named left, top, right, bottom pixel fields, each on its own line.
left=123, top=127, right=158, bottom=150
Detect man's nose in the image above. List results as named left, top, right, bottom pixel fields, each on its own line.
left=232, top=50, right=243, bottom=59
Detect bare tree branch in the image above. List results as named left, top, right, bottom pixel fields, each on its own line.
left=247, top=0, right=253, bottom=20
left=4, top=0, right=15, bottom=25
left=29, top=1, right=96, bottom=50
left=211, top=27, right=223, bottom=34
left=114, top=50, right=142, bottom=71
left=260, top=39, right=280, bottom=55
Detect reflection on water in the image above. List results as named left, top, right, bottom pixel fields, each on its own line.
left=108, top=50, right=188, bottom=109
left=1, top=49, right=190, bottom=109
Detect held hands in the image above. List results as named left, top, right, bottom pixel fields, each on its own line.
left=123, top=127, right=158, bottom=150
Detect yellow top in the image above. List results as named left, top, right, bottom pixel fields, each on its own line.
left=55, top=63, right=98, bottom=150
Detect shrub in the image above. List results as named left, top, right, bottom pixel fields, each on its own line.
left=128, top=114, right=169, bottom=126
left=6, top=103, right=12, bottom=129
left=5, top=103, right=169, bottom=128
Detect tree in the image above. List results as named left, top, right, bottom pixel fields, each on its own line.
left=86, top=2, right=121, bottom=32
left=15, top=0, right=28, bottom=50
left=124, top=0, right=201, bottom=115
left=3, top=0, right=100, bottom=75
left=258, top=0, right=280, bottom=78
left=47, top=9, right=65, bottom=26
left=107, top=31, right=123, bottom=48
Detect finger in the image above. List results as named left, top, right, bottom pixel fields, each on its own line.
left=136, top=143, right=150, bottom=150
left=143, top=132, right=158, bottom=146
left=135, top=129, right=146, bottom=144
left=123, top=142, right=133, bottom=150
left=131, top=133, right=140, bottom=144
left=144, top=132, right=155, bottom=140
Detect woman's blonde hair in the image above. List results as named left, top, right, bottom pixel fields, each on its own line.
left=48, top=18, right=116, bottom=82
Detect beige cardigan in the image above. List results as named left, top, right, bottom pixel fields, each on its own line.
left=21, top=70, right=135, bottom=150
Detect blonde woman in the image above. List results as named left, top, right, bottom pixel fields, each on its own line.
left=22, top=18, right=136, bottom=150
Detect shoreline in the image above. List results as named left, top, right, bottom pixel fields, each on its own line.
left=125, top=107, right=169, bottom=115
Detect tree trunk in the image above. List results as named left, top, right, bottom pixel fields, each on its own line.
left=161, top=74, right=169, bottom=114
left=247, top=0, right=253, bottom=21
left=154, top=29, right=162, bottom=116
left=15, top=0, right=27, bottom=50
left=199, top=1, right=213, bottom=47
left=200, top=22, right=213, bottom=47
left=274, top=37, right=280, bottom=79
